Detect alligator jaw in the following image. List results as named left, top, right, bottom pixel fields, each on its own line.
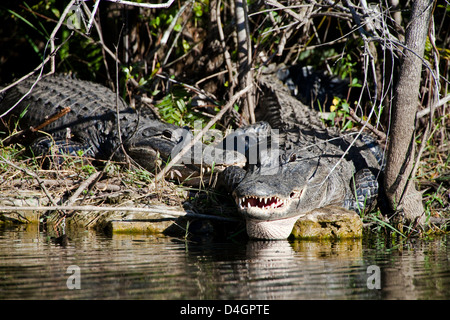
left=234, top=189, right=303, bottom=217
left=238, top=195, right=288, bottom=211
left=233, top=190, right=304, bottom=239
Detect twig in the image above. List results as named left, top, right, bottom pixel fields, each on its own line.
left=348, top=108, right=387, bottom=141
left=416, top=93, right=450, bottom=118
left=0, top=204, right=238, bottom=222
left=85, top=0, right=101, bottom=35
left=104, top=0, right=175, bottom=9
left=217, top=0, right=236, bottom=92
left=162, top=1, right=194, bottom=66
left=0, top=32, right=74, bottom=117
left=249, top=4, right=312, bottom=17
left=264, top=0, right=308, bottom=24
left=49, top=0, right=77, bottom=73
left=0, top=155, right=62, bottom=216
left=155, top=73, right=219, bottom=105
left=195, top=69, right=229, bottom=86
left=235, top=0, right=255, bottom=123
left=154, top=84, right=253, bottom=182
left=161, top=0, right=194, bottom=46
left=319, top=41, right=380, bottom=186
left=34, top=107, right=72, bottom=132
left=2, top=107, right=71, bottom=146
left=113, top=25, right=131, bottom=167
left=81, top=1, right=120, bottom=90
left=63, top=171, right=103, bottom=207
left=8, top=178, right=122, bottom=192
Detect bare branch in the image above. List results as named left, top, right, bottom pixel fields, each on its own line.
left=416, top=94, right=450, bottom=118
left=85, top=0, right=101, bottom=35
left=217, top=0, right=236, bottom=91
left=49, top=0, right=77, bottom=72
left=235, top=0, right=256, bottom=123
left=104, top=0, right=175, bottom=9
left=155, top=84, right=253, bottom=182
left=0, top=204, right=237, bottom=222
left=0, top=156, right=62, bottom=215
left=0, top=34, right=74, bottom=118
left=264, top=0, right=309, bottom=24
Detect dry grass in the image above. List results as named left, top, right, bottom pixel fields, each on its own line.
left=416, top=114, right=450, bottom=220
left=0, top=143, right=189, bottom=219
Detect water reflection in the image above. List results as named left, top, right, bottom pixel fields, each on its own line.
left=0, top=224, right=449, bottom=299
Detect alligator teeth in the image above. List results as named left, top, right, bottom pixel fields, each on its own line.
left=237, top=195, right=288, bottom=210
left=201, top=167, right=212, bottom=174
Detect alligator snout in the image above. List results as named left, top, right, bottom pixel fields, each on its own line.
left=233, top=183, right=304, bottom=221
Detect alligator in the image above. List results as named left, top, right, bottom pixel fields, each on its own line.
left=275, top=64, right=354, bottom=111
left=0, top=73, right=383, bottom=241
left=220, top=67, right=384, bottom=239
left=0, top=75, right=245, bottom=186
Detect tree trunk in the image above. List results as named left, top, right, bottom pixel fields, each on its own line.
left=235, top=0, right=255, bottom=124
left=384, top=0, right=433, bottom=228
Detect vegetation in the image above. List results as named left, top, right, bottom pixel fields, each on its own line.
left=0, top=0, right=449, bottom=236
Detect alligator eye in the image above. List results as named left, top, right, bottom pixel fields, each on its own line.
left=162, top=130, right=172, bottom=139
left=289, top=153, right=297, bottom=162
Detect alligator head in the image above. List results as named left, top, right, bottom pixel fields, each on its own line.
left=230, top=151, right=347, bottom=239
left=126, top=123, right=246, bottom=185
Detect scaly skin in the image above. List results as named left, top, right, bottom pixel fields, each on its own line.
left=0, top=75, right=245, bottom=185
left=221, top=67, right=383, bottom=239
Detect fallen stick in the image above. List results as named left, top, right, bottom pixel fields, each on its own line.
left=0, top=155, right=61, bottom=213
left=62, top=171, right=103, bottom=207
left=8, top=178, right=122, bottom=191
left=2, top=107, right=71, bottom=146
left=0, top=205, right=238, bottom=222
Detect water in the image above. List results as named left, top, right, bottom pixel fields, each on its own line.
left=0, top=224, right=449, bottom=300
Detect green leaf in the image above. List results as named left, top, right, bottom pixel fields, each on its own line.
left=327, top=112, right=336, bottom=126
left=341, top=101, right=350, bottom=113
left=342, top=119, right=354, bottom=131
left=150, top=16, right=160, bottom=29
left=7, top=9, right=46, bottom=39
left=138, top=78, right=147, bottom=86
left=182, top=39, right=190, bottom=52
left=51, top=8, right=60, bottom=18
left=176, top=99, right=186, bottom=112
left=174, top=23, right=182, bottom=32
left=350, top=78, right=362, bottom=88
left=193, top=4, right=203, bottom=17
left=19, top=105, right=29, bottom=119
